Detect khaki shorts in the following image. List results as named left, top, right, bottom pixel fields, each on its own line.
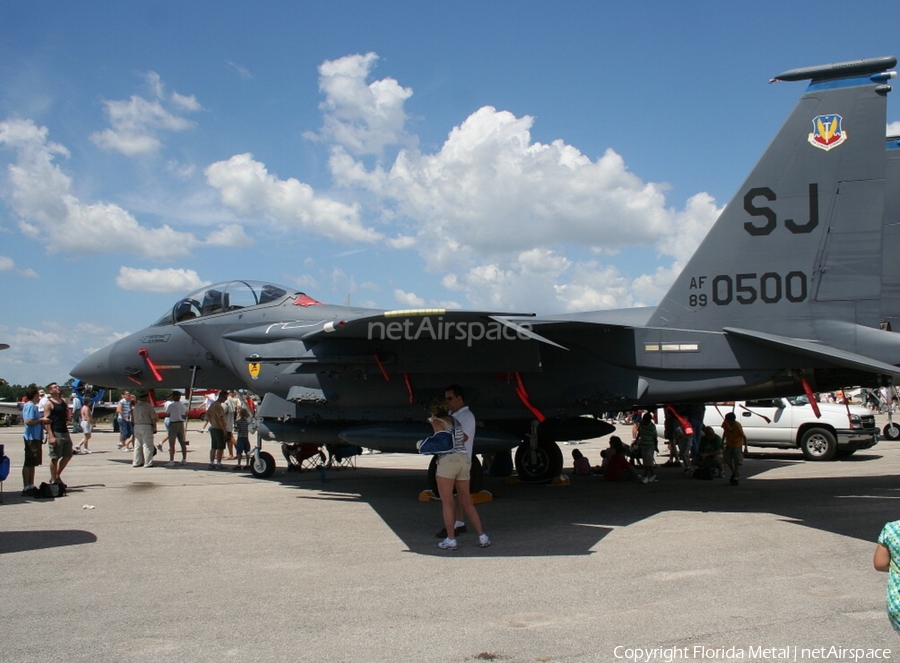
left=724, top=447, right=743, bottom=467
left=435, top=452, right=471, bottom=481
left=48, top=430, right=74, bottom=460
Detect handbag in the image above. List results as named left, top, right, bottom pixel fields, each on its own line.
left=416, top=429, right=454, bottom=455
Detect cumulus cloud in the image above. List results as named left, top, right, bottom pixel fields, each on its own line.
left=0, top=255, right=39, bottom=279
left=200, top=52, right=714, bottom=311
left=0, top=321, right=132, bottom=386
left=205, top=153, right=381, bottom=243
left=307, top=53, right=413, bottom=156
left=116, top=267, right=211, bottom=293
left=889, top=120, right=900, bottom=136
left=0, top=118, right=208, bottom=258
left=203, top=223, right=253, bottom=247
left=321, top=84, right=718, bottom=311
left=90, top=71, right=201, bottom=156
left=393, top=289, right=425, bottom=307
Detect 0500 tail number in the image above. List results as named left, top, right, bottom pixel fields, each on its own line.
left=687, top=271, right=807, bottom=307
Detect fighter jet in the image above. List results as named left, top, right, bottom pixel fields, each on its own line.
left=72, top=56, right=900, bottom=483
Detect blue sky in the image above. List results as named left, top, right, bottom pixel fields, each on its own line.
left=1, top=0, right=898, bottom=387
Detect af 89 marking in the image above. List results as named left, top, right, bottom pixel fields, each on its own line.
left=687, top=271, right=808, bottom=308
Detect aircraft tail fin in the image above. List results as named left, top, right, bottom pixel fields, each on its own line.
left=648, top=56, right=897, bottom=336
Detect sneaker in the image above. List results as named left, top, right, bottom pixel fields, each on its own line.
left=479, top=533, right=491, bottom=548
left=649, top=475, right=658, bottom=483
left=641, top=476, right=649, bottom=484
left=74, top=445, right=82, bottom=454
left=208, top=464, right=216, bottom=470
left=438, top=537, right=458, bottom=550
left=435, top=525, right=467, bottom=538
left=180, top=459, right=187, bottom=465
left=83, top=448, right=92, bottom=454
left=232, top=465, right=241, bottom=471
left=144, top=462, right=154, bottom=468
left=156, top=444, right=163, bottom=452
left=166, top=461, right=175, bottom=467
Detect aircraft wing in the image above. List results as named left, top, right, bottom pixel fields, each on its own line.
left=223, top=308, right=569, bottom=346
left=722, top=327, right=900, bottom=378
left=0, top=401, right=23, bottom=417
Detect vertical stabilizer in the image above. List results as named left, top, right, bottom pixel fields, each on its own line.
left=649, top=57, right=896, bottom=336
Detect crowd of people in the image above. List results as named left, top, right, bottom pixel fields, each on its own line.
left=15, top=384, right=259, bottom=496
left=569, top=405, right=748, bottom=486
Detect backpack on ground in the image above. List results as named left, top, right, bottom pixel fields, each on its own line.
left=693, top=467, right=715, bottom=481
left=37, top=481, right=66, bottom=498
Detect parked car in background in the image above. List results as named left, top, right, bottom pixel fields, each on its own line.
left=703, top=396, right=879, bottom=461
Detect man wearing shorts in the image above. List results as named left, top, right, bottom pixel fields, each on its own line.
left=722, top=412, right=747, bottom=486
left=76, top=399, right=94, bottom=454
left=22, top=385, right=47, bottom=496
left=206, top=391, right=228, bottom=470
left=44, top=382, right=73, bottom=488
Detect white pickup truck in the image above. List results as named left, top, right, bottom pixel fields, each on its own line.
left=701, top=396, right=879, bottom=461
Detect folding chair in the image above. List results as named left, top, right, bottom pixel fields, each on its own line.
left=326, top=444, right=361, bottom=470
left=282, top=443, right=326, bottom=472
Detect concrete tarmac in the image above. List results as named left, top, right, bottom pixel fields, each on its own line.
left=1, top=420, right=899, bottom=663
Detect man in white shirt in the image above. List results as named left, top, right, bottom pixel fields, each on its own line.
left=165, top=391, right=189, bottom=466
left=436, top=384, right=477, bottom=539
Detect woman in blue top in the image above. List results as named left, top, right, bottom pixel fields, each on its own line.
left=875, top=520, right=900, bottom=634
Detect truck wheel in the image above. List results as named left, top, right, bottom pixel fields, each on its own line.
left=800, top=428, right=837, bottom=461
left=883, top=422, right=900, bottom=441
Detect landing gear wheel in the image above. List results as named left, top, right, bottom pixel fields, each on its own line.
left=883, top=422, right=900, bottom=441
left=514, top=439, right=564, bottom=482
left=800, top=428, right=837, bottom=461
left=250, top=450, right=277, bottom=478
left=428, top=455, right=484, bottom=494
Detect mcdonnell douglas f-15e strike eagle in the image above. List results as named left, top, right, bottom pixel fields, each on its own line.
left=72, top=56, right=900, bottom=482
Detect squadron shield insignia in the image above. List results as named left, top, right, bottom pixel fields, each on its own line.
left=808, top=114, right=847, bottom=151
left=248, top=360, right=261, bottom=380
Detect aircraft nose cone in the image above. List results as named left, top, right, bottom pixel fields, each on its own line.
left=71, top=343, right=114, bottom=385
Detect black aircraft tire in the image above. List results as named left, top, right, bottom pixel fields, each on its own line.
left=514, top=439, right=564, bottom=483
left=883, top=423, right=900, bottom=441
left=250, top=451, right=277, bottom=478
left=800, top=428, right=838, bottom=461
left=427, top=455, right=484, bottom=495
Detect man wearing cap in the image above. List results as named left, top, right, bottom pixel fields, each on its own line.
left=132, top=391, right=158, bottom=468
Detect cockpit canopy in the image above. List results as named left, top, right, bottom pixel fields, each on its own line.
left=155, top=280, right=308, bottom=325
